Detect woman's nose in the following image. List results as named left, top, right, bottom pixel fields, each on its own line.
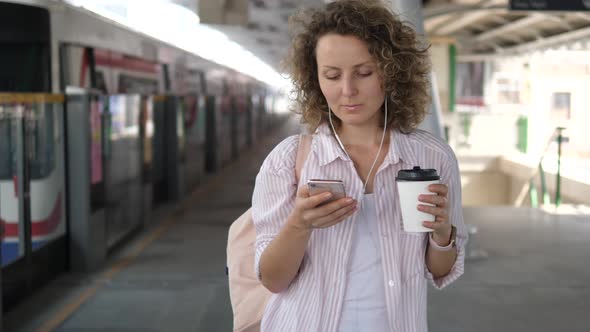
left=341, top=78, right=358, bottom=97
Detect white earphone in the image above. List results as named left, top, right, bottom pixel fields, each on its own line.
left=328, top=99, right=388, bottom=194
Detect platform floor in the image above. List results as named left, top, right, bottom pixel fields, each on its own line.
left=4, top=116, right=590, bottom=332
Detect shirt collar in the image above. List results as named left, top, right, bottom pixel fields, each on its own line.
left=312, top=123, right=418, bottom=167
left=313, top=123, right=350, bottom=166
left=385, top=130, right=419, bottom=167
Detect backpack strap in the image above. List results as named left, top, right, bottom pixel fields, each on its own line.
left=295, top=134, right=312, bottom=182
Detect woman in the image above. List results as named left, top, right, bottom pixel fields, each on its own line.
left=251, top=1, right=467, bottom=331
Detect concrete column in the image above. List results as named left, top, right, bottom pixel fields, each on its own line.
left=387, top=0, right=445, bottom=140
left=387, top=0, right=425, bottom=34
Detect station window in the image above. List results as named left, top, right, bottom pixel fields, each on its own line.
left=496, top=77, right=520, bottom=104
left=551, top=92, right=571, bottom=122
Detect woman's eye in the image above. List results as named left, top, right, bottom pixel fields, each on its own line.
left=358, top=71, right=373, bottom=77
left=326, top=75, right=340, bottom=80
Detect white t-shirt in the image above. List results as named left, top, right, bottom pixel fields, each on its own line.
left=338, top=194, right=390, bottom=332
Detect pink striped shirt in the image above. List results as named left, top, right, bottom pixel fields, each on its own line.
left=252, top=123, right=467, bottom=332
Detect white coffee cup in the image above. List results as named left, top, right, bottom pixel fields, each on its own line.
left=396, top=166, right=440, bottom=233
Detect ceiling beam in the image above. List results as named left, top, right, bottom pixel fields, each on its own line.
left=575, top=13, right=590, bottom=21
left=530, top=29, right=545, bottom=41
left=457, top=53, right=503, bottom=62
left=473, top=14, right=546, bottom=43
left=489, top=41, right=504, bottom=53
left=428, top=35, right=457, bottom=44
left=425, top=14, right=452, bottom=32
left=502, top=26, right=590, bottom=54
left=424, top=3, right=506, bottom=19
left=434, top=10, right=496, bottom=35
left=499, top=34, right=524, bottom=43
left=487, top=15, right=511, bottom=25
left=540, top=14, right=573, bottom=30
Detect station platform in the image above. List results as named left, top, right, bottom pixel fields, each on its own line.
left=4, top=116, right=590, bottom=332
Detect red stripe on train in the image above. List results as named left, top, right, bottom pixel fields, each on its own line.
left=94, top=50, right=158, bottom=74
left=0, top=193, right=63, bottom=239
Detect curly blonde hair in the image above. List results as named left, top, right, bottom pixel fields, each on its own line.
left=284, top=0, right=431, bottom=133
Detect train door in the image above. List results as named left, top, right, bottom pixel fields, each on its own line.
left=0, top=95, right=68, bottom=311
left=103, top=94, right=144, bottom=249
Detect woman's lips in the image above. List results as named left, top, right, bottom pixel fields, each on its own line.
left=342, top=104, right=362, bottom=111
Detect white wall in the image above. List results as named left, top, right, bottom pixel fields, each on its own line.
left=459, top=155, right=590, bottom=207
left=430, top=43, right=450, bottom=113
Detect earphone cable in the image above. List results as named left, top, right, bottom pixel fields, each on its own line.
left=328, top=101, right=388, bottom=194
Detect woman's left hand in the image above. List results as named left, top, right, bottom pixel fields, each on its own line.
left=417, top=184, right=452, bottom=246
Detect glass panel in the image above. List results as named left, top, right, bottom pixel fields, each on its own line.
left=197, top=96, right=207, bottom=145
left=218, top=96, right=232, bottom=165
left=0, top=104, right=23, bottom=266
left=250, top=95, right=259, bottom=141
left=90, top=95, right=106, bottom=212
left=184, top=96, right=198, bottom=148
left=176, top=97, right=186, bottom=163
left=151, top=96, right=166, bottom=204
left=26, top=102, right=67, bottom=252
left=90, top=97, right=104, bottom=185
left=237, top=96, right=248, bottom=151
left=184, top=95, right=203, bottom=189
left=105, top=95, right=142, bottom=248
left=141, top=96, right=154, bottom=182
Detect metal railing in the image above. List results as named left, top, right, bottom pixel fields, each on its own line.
left=527, top=127, right=566, bottom=208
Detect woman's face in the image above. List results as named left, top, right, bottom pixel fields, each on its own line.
left=316, top=33, right=385, bottom=128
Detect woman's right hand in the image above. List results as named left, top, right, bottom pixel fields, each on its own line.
left=288, top=185, right=358, bottom=231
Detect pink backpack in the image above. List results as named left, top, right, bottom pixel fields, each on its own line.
left=227, top=135, right=312, bottom=332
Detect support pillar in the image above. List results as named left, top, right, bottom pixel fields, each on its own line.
left=387, top=0, right=445, bottom=140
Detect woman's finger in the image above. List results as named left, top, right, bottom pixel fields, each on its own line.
left=417, top=204, right=447, bottom=218
left=422, top=221, right=436, bottom=229
left=296, top=184, right=310, bottom=198
left=418, top=194, right=447, bottom=207
left=311, top=203, right=357, bottom=227
left=428, top=184, right=448, bottom=196
left=302, top=192, right=334, bottom=210
left=313, top=205, right=358, bottom=228
left=304, top=196, right=355, bottom=217
left=422, top=218, right=448, bottom=229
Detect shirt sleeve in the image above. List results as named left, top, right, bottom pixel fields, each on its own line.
left=251, top=136, right=299, bottom=281
left=425, top=149, right=468, bottom=289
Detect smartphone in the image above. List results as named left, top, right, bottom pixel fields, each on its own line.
left=307, top=179, right=346, bottom=205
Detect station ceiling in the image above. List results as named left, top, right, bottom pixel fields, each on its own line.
left=191, top=0, right=590, bottom=67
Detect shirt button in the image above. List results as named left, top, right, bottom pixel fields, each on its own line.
left=388, top=280, right=394, bottom=287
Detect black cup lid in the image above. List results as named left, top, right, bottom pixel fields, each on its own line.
left=396, top=166, right=440, bottom=181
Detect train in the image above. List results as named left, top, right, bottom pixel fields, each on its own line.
left=0, top=0, right=281, bottom=309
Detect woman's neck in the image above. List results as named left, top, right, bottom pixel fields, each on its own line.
left=337, top=123, right=388, bottom=149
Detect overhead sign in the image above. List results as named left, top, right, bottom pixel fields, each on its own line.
left=510, top=0, right=590, bottom=11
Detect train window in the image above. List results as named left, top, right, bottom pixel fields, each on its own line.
left=0, top=107, right=55, bottom=180
left=0, top=44, right=51, bottom=92
left=118, top=74, right=159, bottom=94
left=27, top=107, right=55, bottom=180
left=0, top=112, right=17, bottom=180
left=95, top=71, right=108, bottom=94
left=0, top=3, right=51, bottom=92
